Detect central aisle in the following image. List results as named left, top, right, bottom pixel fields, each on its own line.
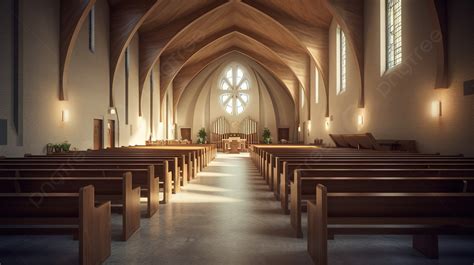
left=106, top=152, right=313, bottom=264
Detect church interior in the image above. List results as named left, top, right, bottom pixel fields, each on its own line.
left=0, top=0, right=473, bottom=264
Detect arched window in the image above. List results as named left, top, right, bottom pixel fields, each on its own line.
left=219, top=65, right=250, bottom=115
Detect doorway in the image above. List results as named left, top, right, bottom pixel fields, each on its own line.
left=277, top=128, right=290, bottom=143
left=181, top=128, right=192, bottom=142
left=107, top=119, right=115, bottom=148
left=93, top=119, right=103, bottom=150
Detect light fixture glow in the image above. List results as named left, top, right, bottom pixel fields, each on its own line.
left=431, top=101, right=442, bottom=117
left=325, top=118, right=330, bottom=130
left=108, top=107, right=116, bottom=115
left=298, top=126, right=301, bottom=132
left=61, top=110, right=69, bottom=122
left=357, top=115, right=364, bottom=126
left=307, top=121, right=311, bottom=132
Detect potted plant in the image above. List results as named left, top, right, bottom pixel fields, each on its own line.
left=60, top=141, right=71, bottom=152
left=197, top=128, right=207, bottom=144
left=262, top=128, right=272, bottom=144
left=46, top=141, right=72, bottom=154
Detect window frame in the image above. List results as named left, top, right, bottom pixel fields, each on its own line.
left=315, top=67, right=320, bottom=104
left=88, top=5, right=95, bottom=53
left=336, top=26, right=347, bottom=95
left=218, top=64, right=250, bottom=116
left=124, top=47, right=129, bottom=124
left=385, top=0, right=402, bottom=70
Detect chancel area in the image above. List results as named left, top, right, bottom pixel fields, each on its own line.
left=0, top=0, right=474, bottom=264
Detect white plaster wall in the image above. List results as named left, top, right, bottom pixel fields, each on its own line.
left=304, top=0, right=474, bottom=155
left=0, top=0, right=153, bottom=155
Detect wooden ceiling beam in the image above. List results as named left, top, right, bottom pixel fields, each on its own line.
left=109, top=0, right=160, bottom=108
left=429, top=0, right=449, bottom=88
left=241, top=0, right=330, bottom=98
left=138, top=1, right=229, bottom=115
left=160, top=26, right=308, bottom=106
left=172, top=34, right=300, bottom=111
left=59, top=0, right=97, bottom=100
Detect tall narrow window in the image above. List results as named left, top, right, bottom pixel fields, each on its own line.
left=337, top=26, right=346, bottom=95
left=150, top=72, right=154, bottom=137
left=300, top=87, right=305, bottom=108
left=88, top=5, right=95, bottom=53
left=315, top=67, right=320, bottom=103
left=124, top=48, right=129, bottom=125
left=386, top=0, right=402, bottom=69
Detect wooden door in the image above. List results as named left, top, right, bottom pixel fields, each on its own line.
left=107, top=120, right=115, bottom=148
left=181, top=128, right=191, bottom=142
left=93, top=119, right=103, bottom=150
left=278, top=128, right=290, bottom=143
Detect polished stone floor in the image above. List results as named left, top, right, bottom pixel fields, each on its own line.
left=1, top=153, right=473, bottom=265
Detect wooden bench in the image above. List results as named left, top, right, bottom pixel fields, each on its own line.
left=291, top=175, right=474, bottom=237
left=307, top=185, right=474, bottom=264
left=272, top=158, right=474, bottom=197
left=265, top=153, right=465, bottom=185
left=280, top=166, right=474, bottom=214
left=0, top=172, right=140, bottom=241
left=0, top=167, right=159, bottom=218
left=0, top=185, right=111, bottom=265
left=0, top=161, right=172, bottom=204
left=20, top=155, right=183, bottom=193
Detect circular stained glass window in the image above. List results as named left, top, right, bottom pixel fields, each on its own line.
left=219, top=66, right=250, bottom=115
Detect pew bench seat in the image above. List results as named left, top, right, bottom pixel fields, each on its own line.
left=0, top=186, right=111, bottom=265
left=307, top=185, right=474, bottom=265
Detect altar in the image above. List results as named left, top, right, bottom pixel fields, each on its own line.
left=223, top=137, right=247, bottom=153
left=210, top=116, right=259, bottom=152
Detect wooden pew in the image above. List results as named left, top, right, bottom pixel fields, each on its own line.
left=273, top=157, right=474, bottom=196
left=0, top=161, right=172, bottom=204
left=279, top=166, right=474, bottom=214
left=291, top=175, right=474, bottom=237
left=307, top=185, right=474, bottom=264
left=20, top=155, right=183, bottom=193
left=0, top=185, right=111, bottom=265
left=0, top=173, right=140, bottom=241
left=260, top=150, right=454, bottom=180
left=0, top=167, right=159, bottom=218
left=264, top=152, right=464, bottom=184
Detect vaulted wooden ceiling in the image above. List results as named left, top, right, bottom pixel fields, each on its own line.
left=60, top=0, right=373, bottom=117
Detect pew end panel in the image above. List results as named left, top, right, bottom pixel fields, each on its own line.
left=307, top=185, right=474, bottom=265
left=122, top=172, right=141, bottom=241
left=290, top=171, right=303, bottom=238
left=148, top=165, right=159, bottom=217
left=79, top=185, right=111, bottom=265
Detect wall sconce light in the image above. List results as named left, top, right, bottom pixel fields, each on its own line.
left=357, top=115, right=364, bottom=126
left=108, top=107, right=116, bottom=115
left=298, top=125, right=301, bottom=132
left=431, top=100, right=442, bottom=117
left=61, top=110, right=69, bottom=123
left=325, top=118, right=330, bottom=130
left=307, top=121, right=311, bottom=132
